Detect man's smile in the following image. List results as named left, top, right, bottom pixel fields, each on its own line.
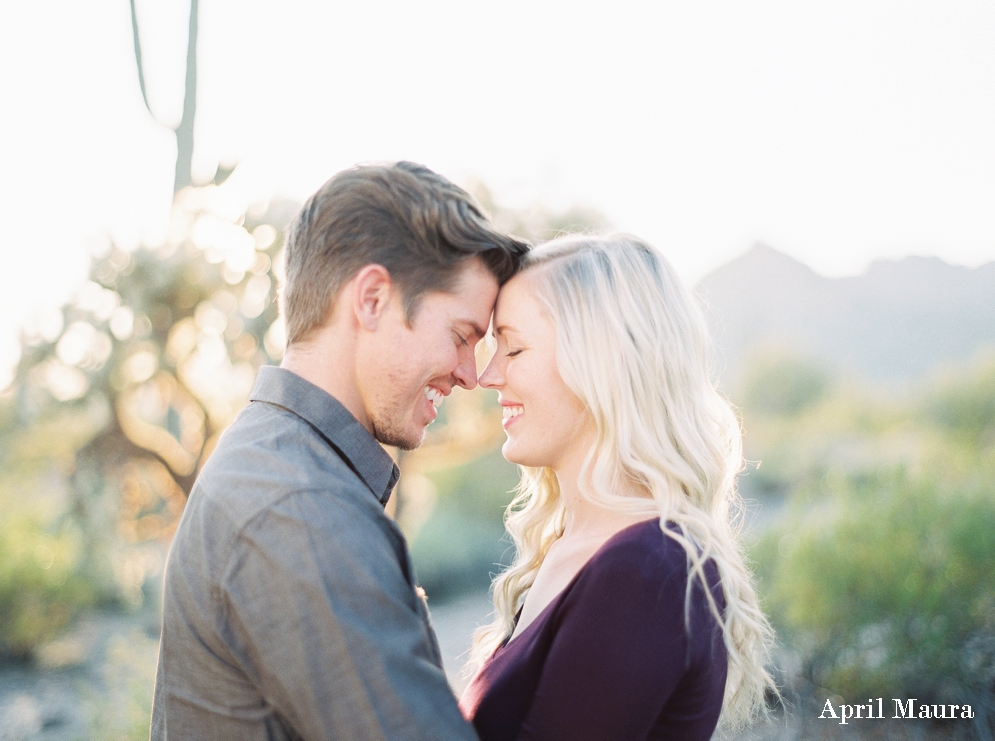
left=423, top=386, right=444, bottom=407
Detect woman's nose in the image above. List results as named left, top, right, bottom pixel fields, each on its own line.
left=478, top=356, right=503, bottom=389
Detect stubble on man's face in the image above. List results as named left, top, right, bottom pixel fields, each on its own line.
left=368, top=368, right=427, bottom=451
left=362, top=306, right=446, bottom=452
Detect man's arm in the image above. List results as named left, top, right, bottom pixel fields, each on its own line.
left=219, top=489, right=478, bottom=741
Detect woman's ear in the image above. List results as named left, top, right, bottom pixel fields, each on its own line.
left=351, top=264, right=393, bottom=331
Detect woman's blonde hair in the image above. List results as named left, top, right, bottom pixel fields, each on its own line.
left=469, top=234, right=776, bottom=728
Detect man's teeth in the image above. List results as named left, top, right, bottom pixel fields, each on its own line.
left=423, top=387, right=443, bottom=407
left=502, top=405, right=524, bottom=420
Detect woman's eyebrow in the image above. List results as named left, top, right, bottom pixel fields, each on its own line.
left=492, top=324, right=517, bottom=338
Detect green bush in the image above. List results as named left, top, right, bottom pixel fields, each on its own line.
left=410, top=449, right=518, bottom=601
left=755, top=462, right=995, bottom=714
left=0, top=495, right=94, bottom=658
left=739, top=352, right=832, bottom=417
left=410, top=510, right=509, bottom=601
left=924, top=357, right=995, bottom=449
left=83, top=629, right=160, bottom=741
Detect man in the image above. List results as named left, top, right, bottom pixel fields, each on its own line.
left=150, top=162, right=528, bottom=740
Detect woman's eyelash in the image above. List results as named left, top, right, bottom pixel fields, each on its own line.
left=507, top=349, right=523, bottom=357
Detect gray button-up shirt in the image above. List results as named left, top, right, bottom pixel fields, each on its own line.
left=150, top=366, right=478, bottom=740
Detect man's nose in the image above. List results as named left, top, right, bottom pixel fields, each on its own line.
left=453, top=353, right=478, bottom=390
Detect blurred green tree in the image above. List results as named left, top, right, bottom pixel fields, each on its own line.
left=0, top=187, right=293, bottom=653
left=469, top=183, right=611, bottom=244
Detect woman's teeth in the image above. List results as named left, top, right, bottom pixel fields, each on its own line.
left=423, top=386, right=443, bottom=407
left=502, top=405, right=524, bottom=420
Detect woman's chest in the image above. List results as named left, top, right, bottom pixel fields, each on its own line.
left=512, top=541, right=602, bottom=638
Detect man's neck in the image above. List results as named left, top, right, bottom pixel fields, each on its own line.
left=280, top=333, right=371, bottom=433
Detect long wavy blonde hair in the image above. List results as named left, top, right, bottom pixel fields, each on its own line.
left=469, top=234, right=776, bottom=728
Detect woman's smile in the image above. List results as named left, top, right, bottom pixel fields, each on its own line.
left=501, top=401, right=524, bottom=428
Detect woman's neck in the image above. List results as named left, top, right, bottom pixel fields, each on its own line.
left=552, top=452, right=655, bottom=542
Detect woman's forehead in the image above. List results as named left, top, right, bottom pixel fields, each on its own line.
left=493, top=278, right=535, bottom=326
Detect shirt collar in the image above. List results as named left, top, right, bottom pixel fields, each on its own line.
left=249, top=366, right=400, bottom=506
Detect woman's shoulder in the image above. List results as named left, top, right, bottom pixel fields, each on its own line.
left=562, top=518, right=724, bottom=630
left=580, top=518, right=691, bottom=589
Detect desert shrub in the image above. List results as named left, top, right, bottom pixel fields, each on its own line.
left=409, top=449, right=517, bottom=601
left=739, top=352, right=832, bottom=417
left=924, top=357, right=995, bottom=450
left=409, top=511, right=509, bottom=601
left=0, top=491, right=95, bottom=658
left=756, top=462, right=995, bottom=722
left=83, top=629, right=160, bottom=741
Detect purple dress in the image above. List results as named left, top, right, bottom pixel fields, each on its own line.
left=460, top=519, right=727, bottom=741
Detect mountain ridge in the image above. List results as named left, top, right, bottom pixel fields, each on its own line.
left=695, top=244, right=995, bottom=384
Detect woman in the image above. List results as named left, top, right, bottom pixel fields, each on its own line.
left=459, top=234, right=776, bottom=740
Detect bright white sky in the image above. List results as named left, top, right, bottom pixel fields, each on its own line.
left=2, top=1, right=995, bottom=384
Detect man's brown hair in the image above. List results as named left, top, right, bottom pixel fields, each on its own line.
left=281, top=162, right=529, bottom=344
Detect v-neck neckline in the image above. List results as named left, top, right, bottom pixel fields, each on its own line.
left=500, top=517, right=660, bottom=651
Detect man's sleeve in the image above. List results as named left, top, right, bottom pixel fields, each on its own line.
left=218, top=489, right=478, bottom=741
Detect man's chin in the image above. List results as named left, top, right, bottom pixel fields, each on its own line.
left=373, top=424, right=426, bottom=451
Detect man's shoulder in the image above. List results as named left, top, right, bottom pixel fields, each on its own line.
left=187, top=400, right=384, bottom=538
left=210, top=401, right=368, bottom=501
left=167, top=400, right=398, bottom=595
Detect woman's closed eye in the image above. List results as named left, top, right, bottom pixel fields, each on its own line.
left=506, top=349, right=523, bottom=358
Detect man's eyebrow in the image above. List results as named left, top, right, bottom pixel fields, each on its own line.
left=458, top=319, right=488, bottom=339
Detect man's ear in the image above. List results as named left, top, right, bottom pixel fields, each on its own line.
left=351, top=264, right=394, bottom=331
